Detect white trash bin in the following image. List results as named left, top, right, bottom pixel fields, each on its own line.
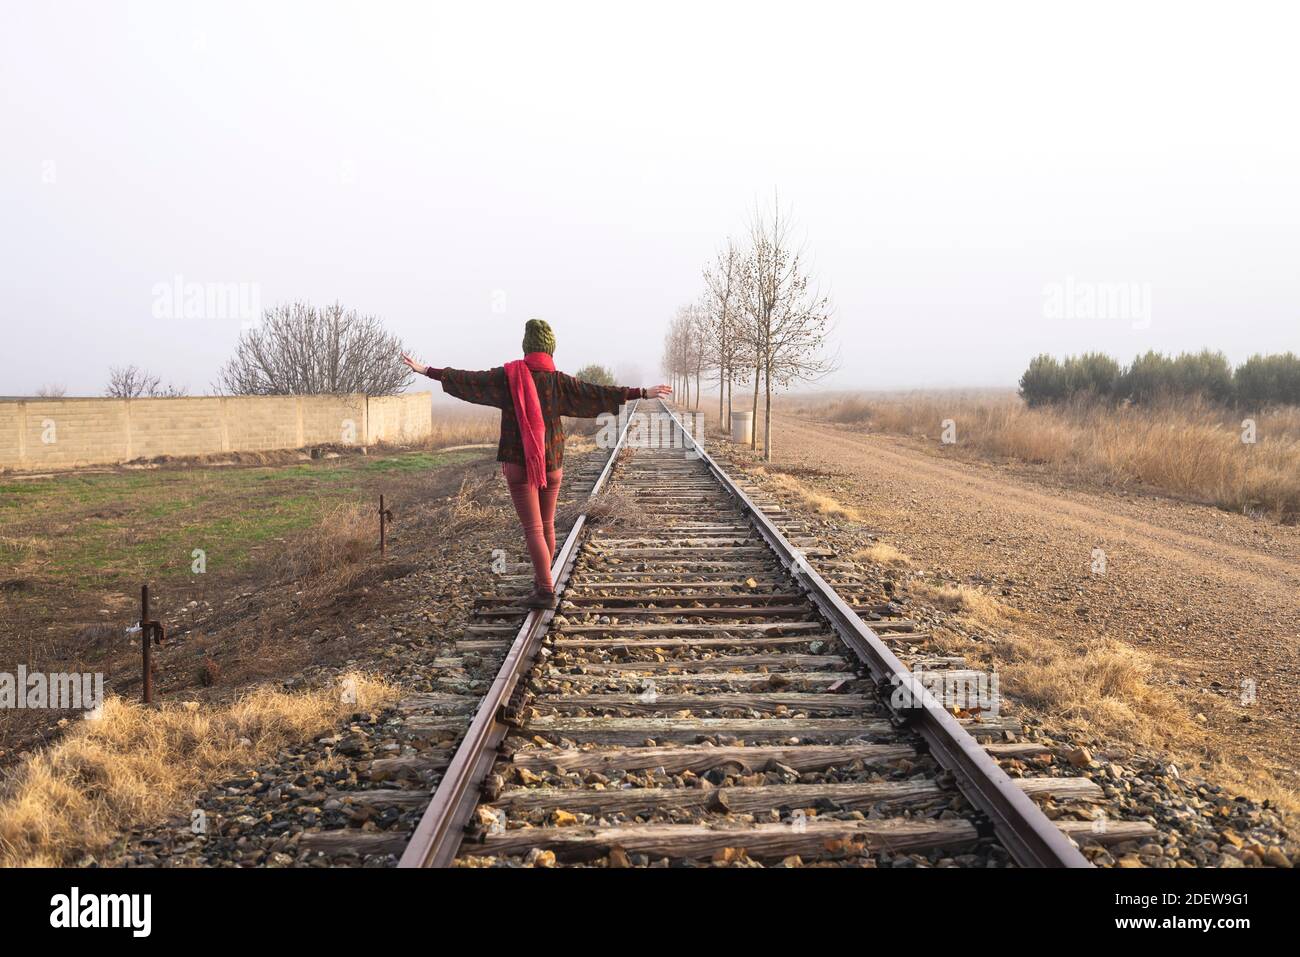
left=730, top=410, right=753, bottom=445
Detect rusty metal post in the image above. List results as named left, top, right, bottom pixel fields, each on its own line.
left=379, top=495, right=392, bottom=555
left=141, top=584, right=153, bottom=704
left=140, top=584, right=166, bottom=705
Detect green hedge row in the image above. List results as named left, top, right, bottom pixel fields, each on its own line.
left=1019, top=350, right=1300, bottom=408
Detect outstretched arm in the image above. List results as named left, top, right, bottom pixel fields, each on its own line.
left=401, top=352, right=507, bottom=408
left=402, top=351, right=442, bottom=380
left=557, top=374, right=673, bottom=417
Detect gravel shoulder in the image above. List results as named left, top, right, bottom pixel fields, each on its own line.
left=768, top=413, right=1300, bottom=804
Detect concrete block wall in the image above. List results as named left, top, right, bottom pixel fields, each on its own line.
left=367, top=394, right=433, bottom=445
left=0, top=392, right=433, bottom=471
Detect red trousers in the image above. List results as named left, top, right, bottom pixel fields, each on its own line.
left=502, top=463, right=563, bottom=591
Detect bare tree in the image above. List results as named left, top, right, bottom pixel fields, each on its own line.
left=215, top=302, right=411, bottom=396
left=663, top=314, right=681, bottom=400
left=735, top=245, right=764, bottom=451
left=739, top=196, right=835, bottom=460
left=35, top=384, right=67, bottom=398
left=661, top=307, right=693, bottom=404
left=702, top=238, right=745, bottom=432
left=660, top=325, right=678, bottom=398
left=670, top=304, right=708, bottom=408
left=105, top=365, right=188, bottom=398
left=686, top=300, right=710, bottom=409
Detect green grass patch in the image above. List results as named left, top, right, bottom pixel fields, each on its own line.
left=1, top=448, right=490, bottom=586
left=355, top=449, right=485, bottom=472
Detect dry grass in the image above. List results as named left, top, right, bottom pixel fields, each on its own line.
left=0, top=535, right=47, bottom=564
left=280, top=502, right=374, bottom=600
left=0, top=672, right=396, bottom=867
left=1211, top=762, right=1300, bottom=817
left=408, top=474, right=502, bottom=539
left=788, top=392, right=1300, bottom=521
left=908, top=580, right=1010, bottom=624
left=852, top=542, right=912, bottom=568
left=556, top=486, right=640, bottom=529
left=424, top=405, right=499, bottom=449
left=1000, top=633, right=1192, bottom=744
left=904, top=577, right=1195, bottom=748
left=754, top=469, right=863, bottom=523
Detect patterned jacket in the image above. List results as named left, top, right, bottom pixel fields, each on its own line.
left=425, top=367, right=643, bottom=471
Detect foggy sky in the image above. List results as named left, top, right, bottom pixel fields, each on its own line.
left=2, top=1, right=1296, bottom=397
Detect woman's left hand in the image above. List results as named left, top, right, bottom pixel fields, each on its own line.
left=645, top=384, right=673, bottom=399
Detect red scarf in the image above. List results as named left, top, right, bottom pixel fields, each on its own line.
left=504, top=351, right=556, bottom=488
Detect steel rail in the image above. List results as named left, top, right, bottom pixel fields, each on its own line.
left=397, top=400, right=641, bottom=868
left=655, top=400, right=1091, bottom=868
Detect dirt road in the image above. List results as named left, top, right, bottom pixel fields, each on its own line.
left=771, top=413, right=1300, bottom=797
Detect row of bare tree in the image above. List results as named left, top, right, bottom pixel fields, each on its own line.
left=662, top=199, right=835, bottom=459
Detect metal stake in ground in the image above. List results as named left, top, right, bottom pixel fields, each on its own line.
left=139, top=584, right=166, bottom=704
left=379, top=494, right=393, bottom=554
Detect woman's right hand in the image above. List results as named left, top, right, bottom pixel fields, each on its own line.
left=401, top=351, right=426, bottom=374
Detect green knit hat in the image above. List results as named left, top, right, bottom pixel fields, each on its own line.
left=522, top=318, right=556, bottom=355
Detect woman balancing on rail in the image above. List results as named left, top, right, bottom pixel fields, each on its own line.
left=402, top=319, right=672, bottom=610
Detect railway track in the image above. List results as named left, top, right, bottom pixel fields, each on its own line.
left=396, top=400, right=1148, bottom=868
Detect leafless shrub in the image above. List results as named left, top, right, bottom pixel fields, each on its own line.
left=555, top=486, right=638, bottom=528
left=407, top=475, right=502, bottom=539
left=281, top=502, right=374, bottom=599
left=215, top=301, right=411, bottom=397
left=105, top=365, right=188, bottom=398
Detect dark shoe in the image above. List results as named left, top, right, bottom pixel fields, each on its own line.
left=523, top=588, right=557, bottom=610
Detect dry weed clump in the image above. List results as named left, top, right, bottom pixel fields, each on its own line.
left=998, top=634, right=1195, bottom=748
left=412, top=475, right=502, bottom=539
left=555, top=486, right=640, bottom=529
left=281, top=502, right=374, bottom=599
left=0, top=535, right=48, bottom=565
left=906, top=580, right=1009, bottom=624
left=0, top=673, right=396, bottom=867
left=852, top=542, right=913, bottom=568
left=903, top=577, right=1195, bottom=748
left=755, top=468, right=863, bottom=523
